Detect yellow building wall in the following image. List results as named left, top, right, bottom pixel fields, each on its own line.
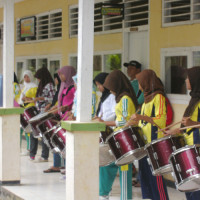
left=149, top=1, right=200, bottom=182
left=14, top=0, right=122, bottom=66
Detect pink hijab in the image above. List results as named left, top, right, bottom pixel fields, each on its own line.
left=58, top=66, right=76, bottom=106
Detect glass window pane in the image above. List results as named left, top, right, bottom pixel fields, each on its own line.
left=16, top=62, right=24, bottom=83
left=49, top=60, right=60, bottom=77
left=93, top=55, right=102, bottom=78
left=70, top=57, right=77, bottom=70
left=38, top=58, right=48, bottom=69
left=104, top=54, right=121, bottom=73
left=165, top=56, right=187, bottom=94
left=27, top=59, right=36, bottom=76
left=193, top=51, right=200, bottom=66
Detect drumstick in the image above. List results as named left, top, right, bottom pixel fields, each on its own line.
left=179, top=124, right=200, bottom=131
left=156, top=121, right=182, bottom=133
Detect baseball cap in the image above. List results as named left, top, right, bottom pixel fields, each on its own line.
left=123, top=60, right=141, bottom=69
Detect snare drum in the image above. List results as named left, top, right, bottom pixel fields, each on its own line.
left=169, top=145, right=200, bottom=192
left=100, top=126, right=113, bottom=144
left=51, top=127, right=66, bottom=158
left=99, top=143, right=115, bottom=167
left=145, top=135, right=186, bottom=176
left=20, top=106, right=39, bottom=133
left=36, top=117, right=59, bottom=151
left=106, top=126, right=147, bottom=166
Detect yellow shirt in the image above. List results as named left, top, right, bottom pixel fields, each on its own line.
left=13, top=82, right=21, bottom=104
left=139, top=94, right=166, bottom=143
left=115, top=95, right=136, bottom=131
left=184, top=101, right=200, bottom=145
left=22, top=87, right=38, bottom=108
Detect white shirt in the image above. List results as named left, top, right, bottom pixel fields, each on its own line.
left=98, top=94, right=116, bottom=121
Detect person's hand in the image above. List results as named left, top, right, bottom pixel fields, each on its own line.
left=181, top=117, right=196, bottom=127
left=44, top=104, right=51, bottom=112
left=164, top=128, right=180, bottom=136
left=131, top=113, right=142, bottom=121
left=125, top=119, right=138, bottom=127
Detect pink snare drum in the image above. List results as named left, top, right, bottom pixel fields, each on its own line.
left=145, top=135, right=186, bottom=176
left=169, top=145, right=200, bottom=192
left=20, top=106, right=39, bottom=133
left=106, top=126, right=147, bottom=166
left=51, top=127, right=66, bottom=158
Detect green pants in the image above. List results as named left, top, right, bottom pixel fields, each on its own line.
left=99, top=162, right=132, bottom=200
left=20, top=128, right=30, bottom=150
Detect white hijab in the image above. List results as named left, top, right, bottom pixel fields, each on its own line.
left=19, top=70, right=37, bottom=104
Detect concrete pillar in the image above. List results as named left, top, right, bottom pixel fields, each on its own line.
left=0, top=108, right=23, bottom=184
left=3, top=0, right=14, bottom=108
left=76, top=0, right=94, bottom=122
left=62, top=121, right=105, bottom=200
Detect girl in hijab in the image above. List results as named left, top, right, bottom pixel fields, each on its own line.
left=29, top=67, right=55, bottom=162
left=131, top=69, right=169, bottom=200
left=57, top=66, right=76, bottom=120
left=166, top=66, right=200, bottom=200
left=99, top=70, right=138, bottom=200
left=19, top=70, right=37, bottom=108
left=94, top=72, right=116, bottom=200
left=19, top=70, right=38, bottom=155
left=13, top=73, right=21, bottom=107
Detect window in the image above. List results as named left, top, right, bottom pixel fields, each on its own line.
left=17, top=10, right=62, bottom=42
left=161, top=47, right=200, bottom=104
left=16, top=55, right=61, bottom=82
left=69, top=0, right=149, bottom=37
left=124, top=0, right=149, bottom=28
left=69, top=52, right=122, bottom=78
left=163, top=0, right=200, bottom=26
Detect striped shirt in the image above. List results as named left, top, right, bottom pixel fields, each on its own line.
left=139, top=94, right=166, bottom=143
left=115, top=95, right=136, bottom=130
left=184, top=101, right=200, bottom=145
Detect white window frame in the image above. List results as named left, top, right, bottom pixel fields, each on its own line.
left=160, top=46, right=200, bottom=104
left=15, top=54, right=62, bottom=81
left=162, top=0, right=200, bottom=27
left=16, top=9, right=62, bottom=44
left=69, top=50, right=122, bottom=72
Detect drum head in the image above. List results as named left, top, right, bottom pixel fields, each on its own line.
left=178, top=174, right=200, bottom=192
left=99, top=144, right=115, bottom=167
left=29, top=112, right=50, bottom=123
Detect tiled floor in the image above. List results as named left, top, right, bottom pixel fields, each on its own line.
left=2, top=140, right=187, bottom=200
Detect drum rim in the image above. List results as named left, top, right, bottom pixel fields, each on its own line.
left=99, top=144, right=115, bottom=167
left=115, top=147, right=147, bottom=166
left=29, top=112, right=50, bottom=122
left=24, top=106, right=37, bottom=111
left=152, top=164, right=172, bottom=176
left=145, top=135, right=185, bottom=149
left=169, top=144, right=200, bottom=160
left=176, top=173, right=200, bottom=192
left=106, top=125, right=139, bottom=142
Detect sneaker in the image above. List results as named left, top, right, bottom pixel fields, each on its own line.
left=21, top=150, right=30, bottom=156
left=34, top=157, right=48, bottom=163
left=29, top=156, right=35, bottom=161
left=99, top=196, right=109, bottom=200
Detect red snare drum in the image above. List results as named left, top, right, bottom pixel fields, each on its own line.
left=20, top=106, right=39, bottom=133
left=36, top=117, right=59, bottom=152
left=99, top=143, right=115, bottom=167
left=100, top=126, right=113, bottom=144
left=169, top=145, right=200, bottom=192
left=145, top=135, right=186, bottom=176
left=106, top=126, right=147, bottom=166
left=51, top=127, right=66, bottom=158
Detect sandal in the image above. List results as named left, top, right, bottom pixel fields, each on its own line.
left=43, top=167, right=60, bottom=173
left=132, top=180, right=141, bottom=187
